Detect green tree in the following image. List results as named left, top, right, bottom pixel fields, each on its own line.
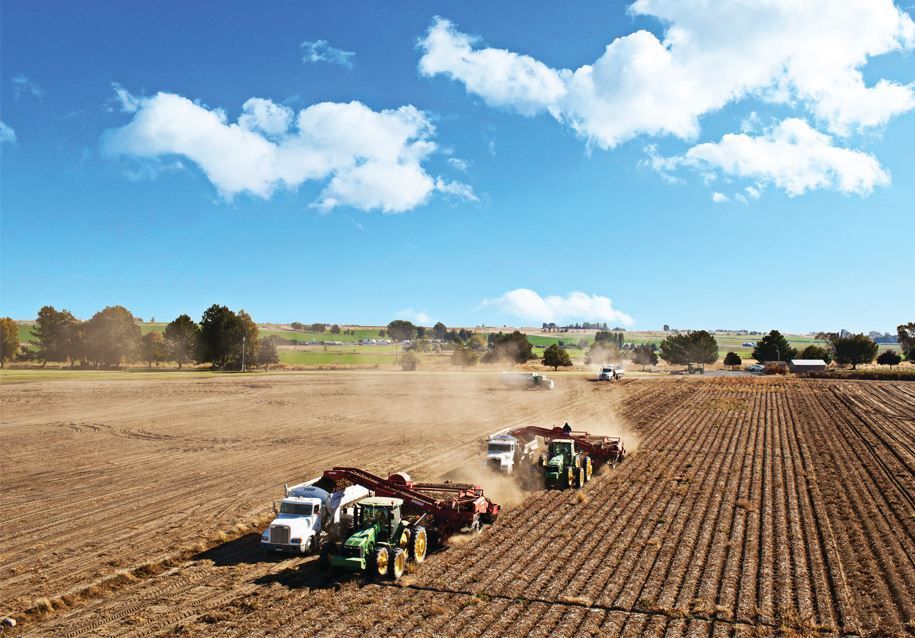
left=310, top=323, right=327, bottom=333
left=659, top=330, right=719, bottom=366
left=799, top=344, right=832, bottom=364
left=632, top=344, right=658, bottom=370
left=257, top=336, right=280, bottom=370
left=387, top=320, right=417, bottom=342
left=897, top=322, right=915, bottom=359
left=329, top=324, right=341, bottom=334
left=432, top=322, right=448, bottom=340
left=83, top=306, right=141, bottom=368
left=542, top=344, right=572, bottom=370
left=876, top=350, right=902, bottom=367
left=400, top=351, right=419, bottom=371
left=164, top=314, right=199, bottom=369
left=833, top=334, right=878, bottom=369
left=723, top=351, right=742, bottom=369
left=484, top=331, right=534, bottom=364
left=30, top=305, right=80, bottom=365
left=139, top=332, right=168, bottom=367
left=451, top=345, right=479, bottom=369
left=198, top=305, right=246, bottom=370
left=290, top=322, right=306, bottom=331
left=751, top=330, right=796, bottom=363
left=237, top=310, right=260, bottom=370
left=0, top=317, right=19, bottom=367
left=468, top=334, right=487, bottom=351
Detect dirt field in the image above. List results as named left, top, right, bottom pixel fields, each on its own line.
left=1, top=373, right=913, bottom=637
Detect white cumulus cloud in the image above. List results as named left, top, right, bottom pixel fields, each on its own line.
left=0, top=120, right=16, bottom=144
left=652, top=118, right=891, bottom=197
left=302, top=40, right=355, bottom=69
left=397, top=309, right=433, bottom=325
left=483, top=289, right=633, bottom=325
left=419, top=4, right=915, bottom=146
left=102, top=89, right=473, bottom=213
left=711, top=192, right=728, bottom=203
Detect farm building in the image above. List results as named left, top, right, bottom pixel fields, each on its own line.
left=789, top=359, right=827, bottom=373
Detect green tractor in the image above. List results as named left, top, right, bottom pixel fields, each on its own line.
left=319, top=496, right=428, bottom=580
left=539, top=439, right=592, bottom=489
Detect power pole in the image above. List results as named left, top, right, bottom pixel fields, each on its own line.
left=242, top=335, right=246, bottom=372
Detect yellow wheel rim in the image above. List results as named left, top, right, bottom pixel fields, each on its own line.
left=400, top=531, right=410, bottom=548
left=376, top=549, right=388, bottom=575
left=415, top=531, right=427, bottom=560
left=395, top=552, right=405, bottom=575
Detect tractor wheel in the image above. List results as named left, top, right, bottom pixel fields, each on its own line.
left=566, top=467, right=575, bottom=488
left=374, top=547, right=390, bottom=578
left=573, top=455, right=581, bottom=468
left=584, top=458, right=593, bottom=482
left=389, top=548, right=407, bottom=580
left=319, top=543, right=335, bottom=572
left=576, top=467, right=585, bottom=487
left=410, top=526, right=428, bottom=564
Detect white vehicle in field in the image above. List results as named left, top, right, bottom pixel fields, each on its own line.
left=598, top=365, right=625, bottom=381
left=485, top=431, right=539, bottom=474
left=500, top=372, right=555, bottom=390
left=746, top=363, right=765, bottom=372
left=261, top=481, right=370, bottom=554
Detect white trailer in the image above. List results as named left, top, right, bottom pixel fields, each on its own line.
left=500, top=372, right=555, bottom=390
left=261, top=480, right=370, bottom=554
left=485, top=430, right=539, bottom=474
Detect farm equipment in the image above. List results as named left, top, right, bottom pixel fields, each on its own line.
left=485, top=429, right=539, bottom=474
left=501, top=372, right=555, bottom=390
left=313, top=467, right=500, bottom=580
left=598, top=364, right=625, bottom=381
left=261, top=481, right=370, bottom=554
left=503, top=424, right=626, bottom=489
left=686, top=363, right=704, bottom=375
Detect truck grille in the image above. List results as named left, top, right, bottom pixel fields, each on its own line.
left=270, top=525, right=290, bottom=544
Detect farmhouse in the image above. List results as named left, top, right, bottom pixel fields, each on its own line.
left=789, top=359, right=828, bottom=373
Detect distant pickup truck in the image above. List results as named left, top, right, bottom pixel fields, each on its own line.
left=500, top=372, right=555, bottom=390
left=598, top=365, right=624, bottom=381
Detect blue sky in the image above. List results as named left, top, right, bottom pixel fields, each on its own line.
left=2, top=1, right=913, bottom=333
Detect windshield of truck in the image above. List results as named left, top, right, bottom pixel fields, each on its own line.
left=488, top=442, right=513, bottom=454
left=359, top=506, right=390, bottom=531
left=601, top=367, right=614, bottom=373
left=279, top=502, right=314, bottom=516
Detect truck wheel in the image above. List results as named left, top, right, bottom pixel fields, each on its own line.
left=410, top=526, right=428, bottom=563
left=374, top=547, right=390, bottom=578
left=389, top=548, right=406, bottom=580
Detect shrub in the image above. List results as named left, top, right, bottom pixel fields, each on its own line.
left=399, top=351, right=419, bottom=371
left=876, top=350, right=902, bottom=366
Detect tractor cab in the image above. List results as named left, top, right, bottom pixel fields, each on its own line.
left=548, top=439, right=576, bottom=465
left=354, top=497, right=402, bottom=537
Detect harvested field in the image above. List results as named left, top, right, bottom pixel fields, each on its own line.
left=1, top=374, right=913, bottom=637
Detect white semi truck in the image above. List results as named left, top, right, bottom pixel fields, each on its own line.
left=500, top=372, right=555, bottom=390
left=598, top=364, right=625, bottom=381
left=485, top=430, right=540, bottom=474
left=261, top=480, right=370, bottom=554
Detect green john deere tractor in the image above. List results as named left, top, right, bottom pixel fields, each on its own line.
left=538, top=439, right=593, bottom=489
left=319, top=496, right=428, bottom=580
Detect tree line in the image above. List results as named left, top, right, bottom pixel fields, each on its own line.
left=4, top=305, right=279, bottom=370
